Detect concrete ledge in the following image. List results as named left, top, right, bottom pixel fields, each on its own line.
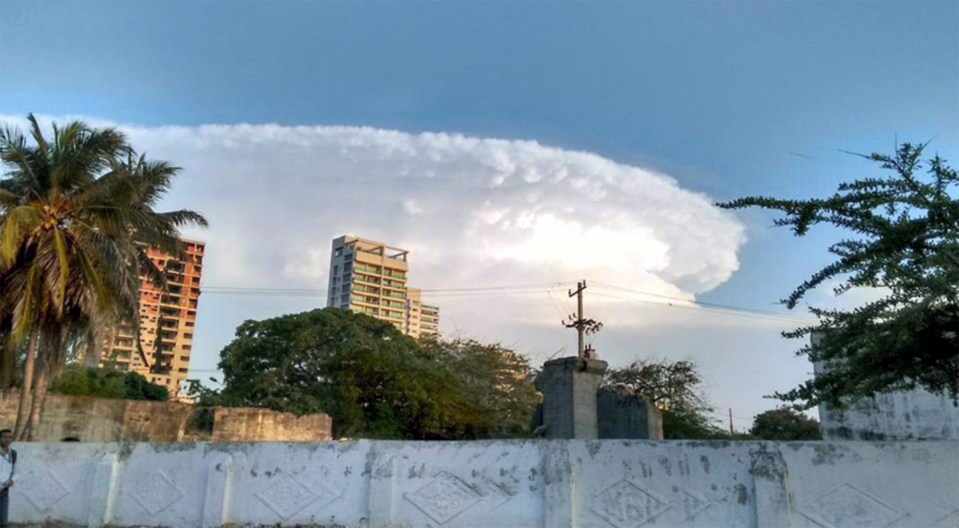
left=8, top=440, right=958, bottom=527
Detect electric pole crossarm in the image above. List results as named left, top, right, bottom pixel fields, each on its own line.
left=568, top=281, right=587, bottom=358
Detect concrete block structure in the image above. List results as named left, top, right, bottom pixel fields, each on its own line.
left=596, top=389, right=664, bottom=439
left=326, top=235, right=439, bottom=337
left=537, top=356, right=608, bottom=439
left=811, top=333, right=959, bottom=441
left=535, top=356, right=663, bottom=440
left=99, top=239, right=205, bottom=397
left=9, top=439, right=957, bottom=527
left=0, top=390, right=332, bottom=442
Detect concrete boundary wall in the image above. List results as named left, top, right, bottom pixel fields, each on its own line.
left=10, top=440, right=959, bottom=527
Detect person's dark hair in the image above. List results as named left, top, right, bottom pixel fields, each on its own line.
left=0, top=429, right=11, bottom=436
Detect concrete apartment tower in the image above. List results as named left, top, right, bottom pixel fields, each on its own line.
left=327, top=235, right=439, bottom=336
left=100, top=240, right=205, bottom=397
left=405, top=288, right=439, bottom=338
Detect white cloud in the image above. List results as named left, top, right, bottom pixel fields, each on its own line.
left=402, top=199, right=424, bottom=216
left=5, top=115, right=815, bottom=425
left=105, top=121, right=746, bottom=299
left=5, top=115, right=745, bottom=302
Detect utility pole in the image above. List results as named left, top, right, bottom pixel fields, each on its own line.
left=729, top=408, right=734, bottom=436
left=563, top=280, right=602, bottom=359
left=568, top=281, right=587, bottom=358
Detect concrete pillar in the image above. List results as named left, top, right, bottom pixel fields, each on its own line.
left=86, top=453, right=118, bottom=528
left=368, top=444, right=396, bottom=525
left=540, top=356, right=607, bottom=439
left=751, top=445, right=794, bottom=527
left=543, top=441, right=575, bottom=528
left=201, top=455, right=233, bottom=528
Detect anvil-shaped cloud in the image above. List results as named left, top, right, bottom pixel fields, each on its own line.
left=7, top=116, right=811, bottom=424
left=97, top=121, right=746, bottom=301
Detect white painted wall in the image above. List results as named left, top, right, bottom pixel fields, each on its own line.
left=817, top=384, right=959, bottom=441
left=10, top=440, right=959, bottom=527
left=811, top=332, right=959, bottom=441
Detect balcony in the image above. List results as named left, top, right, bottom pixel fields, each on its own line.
left=383, top=310, right=404, bottom=321
left=351, top=295, right=380, bottom=307
left=353, top=273, right=381, bottom=286
left=350, top=305, right=379, bottom=316
left=354, top=263, right=382, bottom=274
left=380, top=282, right=406, bottom=292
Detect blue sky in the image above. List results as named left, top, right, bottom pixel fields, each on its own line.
left=1, top=1, right=956, bottom=426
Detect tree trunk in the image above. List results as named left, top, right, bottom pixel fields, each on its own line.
left=25, top=357, right=48, bottom=441
left=13, top=331, right=37, bottom=441
left=85, top=329, right=107, bottom=368
left=0, top=342, right=13, bottom=391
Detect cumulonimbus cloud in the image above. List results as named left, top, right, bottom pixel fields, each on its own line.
left=5, top=116, right=746, bottom=319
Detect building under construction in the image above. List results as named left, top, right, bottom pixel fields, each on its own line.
left=99, top=239, right=205, bottom=397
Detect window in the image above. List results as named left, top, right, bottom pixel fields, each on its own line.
left=334, top=248, right=343, bottom=257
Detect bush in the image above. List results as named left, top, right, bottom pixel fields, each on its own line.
left=49, top=366, right=169, bottom=401
left=750, top=407, right=821, bottom=440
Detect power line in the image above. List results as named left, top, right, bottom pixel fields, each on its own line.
left=203, top=281, right=576, bottom=295
left=546, top=288, right=571, bottom=321
left=588, top=290, right=811, bottom=325
left=588, top=280, right=802, bottom=318
left=199, top=280, right=814, bottom=324
left=587, top=281, right=815, bottom=324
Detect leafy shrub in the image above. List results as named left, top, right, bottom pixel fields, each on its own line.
left=49, top=366, right=169, bottom=401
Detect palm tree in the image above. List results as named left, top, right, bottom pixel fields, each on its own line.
left=0, top=114, right=207, bottom=439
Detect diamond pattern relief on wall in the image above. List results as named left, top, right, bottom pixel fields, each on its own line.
left=799, top=483, right=905, bottom=528
left=19, top=466, right=69, bottom=512
left=255, top=474, right=339, bottom=520
left=590, top=480, right=673, bottom=528
left=675, top=486, right=712, bottom=521
left=131, top=470, right=185, bottom=515
left=404, top=471, right=482, bottom=524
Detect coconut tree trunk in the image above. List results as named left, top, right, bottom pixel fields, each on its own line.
left=25, top=356, right=48, bottom=441
left=13, top=331, right=37, bottom=440
left=0, top=342, right=13, bottom=390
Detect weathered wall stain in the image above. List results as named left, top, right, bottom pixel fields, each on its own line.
left=0, top=390, right=331, bottom=442
left=7, top=440, right=957, bottom=527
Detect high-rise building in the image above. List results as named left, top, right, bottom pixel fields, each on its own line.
left=100, top=240, right=205, bottom=397
left=327, top=235, right=439, bottom=336
left=405, top=288, right=440, bottom=338
left=420, top=303, right=440, bottom=337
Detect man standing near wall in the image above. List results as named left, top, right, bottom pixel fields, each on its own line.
left=0, top=429, right=16, bottom=528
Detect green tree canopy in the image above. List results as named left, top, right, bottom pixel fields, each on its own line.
left=749, top=407, right=821, bottom=441
left=603, top=358, right=729, bottom=439
left=49, top=365, right=169, bottom=401
left=720, top=143, right=958, bottom=408
left=0, top=114, right=206, bottom=439
left=204, top=308, right=539, bottom=440
left=420, top=338, right=540, bottom=438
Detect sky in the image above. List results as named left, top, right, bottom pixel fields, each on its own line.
left=1, top=0, right=957, bottom=429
